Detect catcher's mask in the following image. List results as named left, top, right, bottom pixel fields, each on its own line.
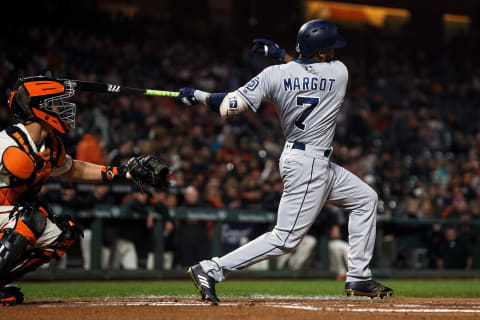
left=7, top=76, right=76, bottom=134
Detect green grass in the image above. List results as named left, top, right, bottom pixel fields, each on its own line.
left=18, top=279, right=480, bottom=300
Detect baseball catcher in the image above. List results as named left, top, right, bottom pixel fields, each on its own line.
left=0, top=76, right=169, bottom=305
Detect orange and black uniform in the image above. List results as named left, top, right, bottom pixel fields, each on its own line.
left=0, top=123, right=78, bottom=286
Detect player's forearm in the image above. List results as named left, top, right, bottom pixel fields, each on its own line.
left=194, top=90, right=247, bottom=119
left=61, top=160, right=104, bottom=183
left=60, top=160, right=101, bottom=183
left=193, top=91, right=224, bottom=113
left=61, top=160, right=130, bottom=183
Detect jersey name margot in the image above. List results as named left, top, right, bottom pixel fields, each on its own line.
left=235, top=60, right=348, bottom=148
left=283, top=77, right=336, bottom=92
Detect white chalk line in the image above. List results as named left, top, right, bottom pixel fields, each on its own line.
left=35, top=299, right=480, bottom=313
left=272, top=304, right=480, bottom=313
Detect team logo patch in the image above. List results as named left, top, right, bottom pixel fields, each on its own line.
left=246, top=77, right=259, bottom=91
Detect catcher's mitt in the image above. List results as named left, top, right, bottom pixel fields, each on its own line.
left=127, top=155, right=170, bottom=190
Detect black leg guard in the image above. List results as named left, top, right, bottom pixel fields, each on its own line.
left=8, top=249, right=54, bottom=281
left=0, top=230, right=28, bottom=305
left=0, top=203, right=48, bottom=285
left=5, top=215, right=84, bottom=283
left=0, top=229, right=29, bottom=282
left=0, top=204, right=82, bottom=306
left=0, top=209, right=82, bottom=287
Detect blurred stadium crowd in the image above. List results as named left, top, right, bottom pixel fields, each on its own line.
left=1, top=5, right=479, bottom=271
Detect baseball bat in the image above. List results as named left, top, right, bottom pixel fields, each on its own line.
left=71, top=80, right=179, bottom=97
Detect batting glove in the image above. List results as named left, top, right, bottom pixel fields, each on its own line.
left=252, top=39, right=286, bottom=61
left=177, top=88, right=197, bottom=106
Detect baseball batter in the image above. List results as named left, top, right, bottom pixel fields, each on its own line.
left=178, top=19, right=393, bottom=303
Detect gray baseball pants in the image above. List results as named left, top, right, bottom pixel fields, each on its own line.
left=200, top=142, right=378, bottom=282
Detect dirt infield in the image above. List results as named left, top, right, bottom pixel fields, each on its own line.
left=2, top=297, right=480, bottom=320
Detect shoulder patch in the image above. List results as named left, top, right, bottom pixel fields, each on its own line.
left=246, top=77, right=260, bottom=91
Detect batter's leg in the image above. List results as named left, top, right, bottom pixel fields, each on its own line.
left=200, top=153, right=333, bottom=282
left=326, top=162, right=377, bottom=282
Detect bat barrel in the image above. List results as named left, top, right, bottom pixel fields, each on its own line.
left=145, top=90, right=179, bottom=97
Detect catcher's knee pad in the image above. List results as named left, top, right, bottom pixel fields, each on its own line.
left=0, top=229, right=29, bottom=278
left=11, top=204, right=47, bottom=245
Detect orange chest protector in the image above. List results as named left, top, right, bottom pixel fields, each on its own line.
left=1, top=126, right=65, bottom=203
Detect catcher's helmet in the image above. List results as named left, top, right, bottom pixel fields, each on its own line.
left=7, top=76, right=76, bottom=134
left=296, top=19, right=346, bottom=57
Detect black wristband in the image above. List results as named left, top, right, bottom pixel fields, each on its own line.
left=207, top=93, right=227, bottom=114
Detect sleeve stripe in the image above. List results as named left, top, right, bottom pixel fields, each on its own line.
left=236, top=90, right=258, bottom=112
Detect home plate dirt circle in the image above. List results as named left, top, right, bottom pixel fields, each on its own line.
left=2, top=297, right=480, bottom=320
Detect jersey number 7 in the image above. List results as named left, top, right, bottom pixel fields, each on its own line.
left=294, top=96, right=319, bottom=130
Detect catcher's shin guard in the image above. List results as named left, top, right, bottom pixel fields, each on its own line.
left=9, top=214, right=84, bottom=280
left=0, top=229, right=29, bottom=280
left=0, top=212, right=82, bottom=285
left=8, top=249, right=55, bottom=281
left=0, top=203, right=48, bottom=281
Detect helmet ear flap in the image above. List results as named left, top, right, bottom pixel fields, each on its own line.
left=8, top=86, right=34, bottom=123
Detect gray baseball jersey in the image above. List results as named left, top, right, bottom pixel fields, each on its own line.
left=200, top=59, right=378, bottom=284
left=236, top=59, right=348, bottom=148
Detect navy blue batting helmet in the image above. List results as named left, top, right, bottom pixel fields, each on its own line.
left=296, top=19, right=346, bottom=57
